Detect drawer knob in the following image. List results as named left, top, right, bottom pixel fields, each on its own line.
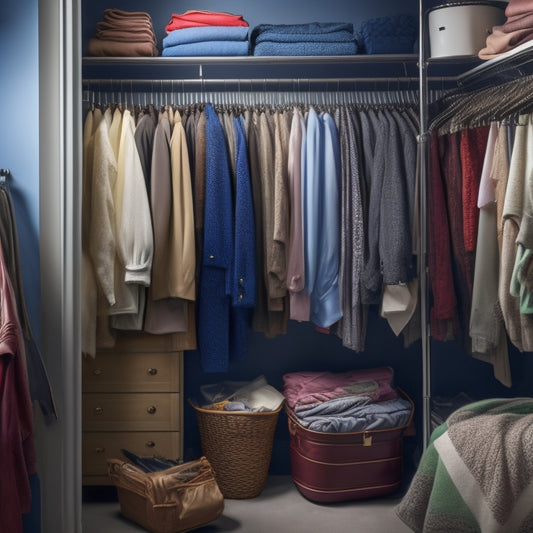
left=95, top=447, right=106, bottom=454
left=93, top=368, right=103, bottom=376
left=146, top=441, right=155, bottom=448
left=95, top=406, right=104, bottom=415
left=147, top=368, right=158, bottom=376
left=147, top=405, right=157, bottom=414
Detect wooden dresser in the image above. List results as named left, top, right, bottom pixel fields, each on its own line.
left=82, top=332, right=184, bottom=485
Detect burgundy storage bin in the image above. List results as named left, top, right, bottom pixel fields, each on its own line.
left=287, top=389, right=414, bottom=503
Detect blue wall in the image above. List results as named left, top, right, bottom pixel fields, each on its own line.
left=1, top=0, right=41, bottom=528
left=0, top=0, right=41, bottom=344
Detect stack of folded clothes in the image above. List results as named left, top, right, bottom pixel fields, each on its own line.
left=479, top=0, right=533, bottom=59
left=282, top=367, right=413, bottom=433
left=250, top=22, right=359, bottom=56
left=88, top=9, right=159, bottom=57
left=163, top=10, right=250, bottom=57
left=356, top=14, right=417, bottom=54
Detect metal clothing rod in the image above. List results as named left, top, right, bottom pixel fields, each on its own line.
left=83, top=76, right=423, bottom=86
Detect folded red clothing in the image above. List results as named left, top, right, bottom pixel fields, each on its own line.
left=165, top=10, right=249, bottom=33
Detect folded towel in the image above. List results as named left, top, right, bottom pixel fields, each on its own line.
left=252, top=22, right=353, bottom=38
left=253, top=41, right=358, bottom=56
left=251, top=22, right=354, bottom=46
left=166, top=10, right=249, bottom=33
left=502, top=12, right=533, bottom=33
left=505, top=0, right=533, bottom=18
left=478, top=25, right=533, bottom=59
left=357, top=14, right=417, bottom=54
left=102, top=8, right=153, bottom=24
left=162, top=40, right=249, bottom=57
left=254, top=29, right=355, bottom=45
left=163, top=26, right=249, bottom=48
left=88, top=38, right=159, bottom=57
left=97, top=20, right=155, bottom=33
left=96, top=29, right=157, bottom=45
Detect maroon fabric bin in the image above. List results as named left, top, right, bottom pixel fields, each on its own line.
left=287, top=389, right=414, bottom=503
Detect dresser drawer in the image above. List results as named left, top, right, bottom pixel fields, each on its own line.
left=82, top=431, right=182, bottom=483
left=83, top=393, right=180, bottom=432
left=99, top=330, right=191, bottom=352
left=83, top=352, right=181, bottom=393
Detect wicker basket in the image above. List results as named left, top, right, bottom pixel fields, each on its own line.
left=190, top=401, right=283, bottom=499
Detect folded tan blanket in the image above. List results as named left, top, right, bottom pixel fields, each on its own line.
left=88, top=38, right=159, bottom=57
left=478, top=26, right=533, bottom=59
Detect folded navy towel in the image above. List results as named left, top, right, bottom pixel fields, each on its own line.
left=163, top=25, right=250, bottom=48
left=252, top=22, right=353, bottom=38
left=254, top=29, right=355, bottom=45
left=357, top=15, right=417, bottom=54
left=162, top=40, right=249, bottom=56
left=253, top=41, right=358, bottom=56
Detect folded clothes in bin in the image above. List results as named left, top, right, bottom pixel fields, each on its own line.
left=198, top=374, right=285, bottom=412
left=107, top=456, right=224, bottom=533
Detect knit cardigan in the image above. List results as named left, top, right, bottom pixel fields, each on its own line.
left=198, top=104, right=234, bottom=372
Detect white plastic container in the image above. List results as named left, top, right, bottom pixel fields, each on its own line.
left=428, top=1, right=508, bottom=58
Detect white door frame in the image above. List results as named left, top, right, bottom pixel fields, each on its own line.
left=38, top=0, right=82, bottom=530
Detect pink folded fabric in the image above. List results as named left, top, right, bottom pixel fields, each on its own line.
left=502, top=12, right=533, bottom=32
left=478, top=25, right=533, bottom=59
left=165, top=10, right=249, bottom=33
left=88, top=38, right=159, bottom=57
left=505, top=0, right=533, bottom=18
left=102, top=8, right=153, bottom=23
left=95, top=29, right=157, bottom=45
left=97, top=20, right=155, bottom=33
left=282, top=367, right=398, bottom=410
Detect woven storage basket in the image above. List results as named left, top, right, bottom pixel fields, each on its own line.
left=191, top=401, right=283, bottom=499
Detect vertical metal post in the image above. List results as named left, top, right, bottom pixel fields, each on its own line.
left=419, top=0, right=432, bottom=449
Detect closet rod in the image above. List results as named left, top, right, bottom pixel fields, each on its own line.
left=83, top=76, right=424, bottom=86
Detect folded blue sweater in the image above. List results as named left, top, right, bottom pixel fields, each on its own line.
left=163, top=25, right=250, bottom=48
left=252, top=22, right=354, bottom=40
left=162, top=40, right=249, bottom=57
left=251, top=22, right=358, bottom=56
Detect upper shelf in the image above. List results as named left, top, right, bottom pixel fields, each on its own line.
left=82, top=54, right=421, bottom=85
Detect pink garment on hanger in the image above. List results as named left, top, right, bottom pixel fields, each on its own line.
left=0, top=241, right=37, bottom=533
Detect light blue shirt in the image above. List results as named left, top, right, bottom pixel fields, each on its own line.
left=302, top=108, right=342, bottom=328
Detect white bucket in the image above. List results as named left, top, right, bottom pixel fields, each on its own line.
left=428, top=2, right=507, bottom=58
